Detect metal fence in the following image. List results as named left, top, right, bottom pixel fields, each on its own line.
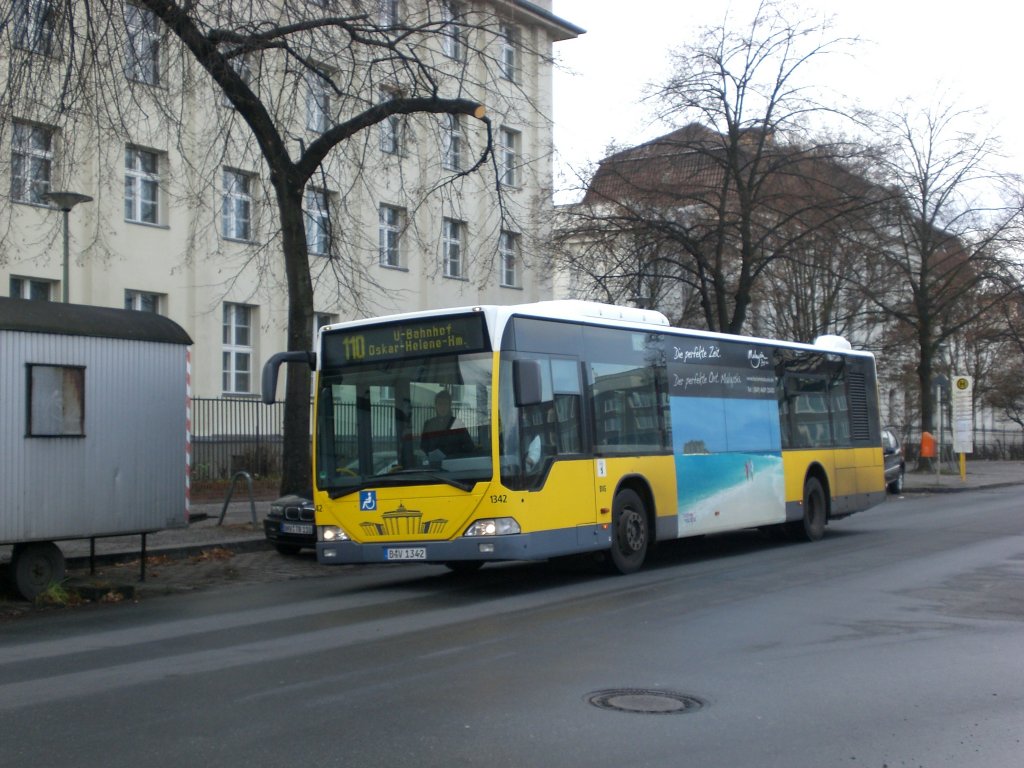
left=189, top=397, right=479, bottom=481
left=191, top=397, right=288, bottom=481
left=896, top=425, right=1024, bottom=462
left=191, top=397, right=1024, bottom=481
left=189, top=398, right=482, bottom=481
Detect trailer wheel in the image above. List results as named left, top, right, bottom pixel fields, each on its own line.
left=12, top=542, right=66, bottom=601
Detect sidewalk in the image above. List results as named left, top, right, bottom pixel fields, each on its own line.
left=58, top=459, right=1015, bottom=603
left=56, top=496, right=275, bottom=571
left=60, top=459, right=1024, bottom=567
left=3, top=461, right=1021, bottom=615
left=901, top=459, right=1024, bottom=493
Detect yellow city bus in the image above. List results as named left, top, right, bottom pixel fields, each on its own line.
left=263, top=300, right=886, bottom=574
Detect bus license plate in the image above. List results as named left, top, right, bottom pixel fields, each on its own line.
left=281, top=523, right=313, bottom=535
left=386, top=547, right=427, bottom=561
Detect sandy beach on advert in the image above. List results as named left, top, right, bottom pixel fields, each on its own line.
left=678, top=462, right=786, bottom=533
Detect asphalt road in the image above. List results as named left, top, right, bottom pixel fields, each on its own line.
left=1, top=488, right=1022, bottom=768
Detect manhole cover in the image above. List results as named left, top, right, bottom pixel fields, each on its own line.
left=586, top=689, right=705, bottom=715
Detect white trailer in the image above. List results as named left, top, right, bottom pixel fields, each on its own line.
left=0, top=298, right=192, bottom=599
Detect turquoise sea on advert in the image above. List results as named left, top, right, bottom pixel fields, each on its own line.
left=676, top=452, right=785, bottom=530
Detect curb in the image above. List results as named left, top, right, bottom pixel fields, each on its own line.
left=64, top=538, right=272, bottom=571
left=902, top=480, right=1024, bottom=494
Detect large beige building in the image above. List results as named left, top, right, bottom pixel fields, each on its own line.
left=1, top=0, right=582, bottom=399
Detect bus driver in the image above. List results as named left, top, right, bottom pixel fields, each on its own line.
left=420, top=390, right=475, bottom=461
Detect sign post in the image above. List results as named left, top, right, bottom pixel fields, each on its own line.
left=951, top=375, right=974, bottom=482
left=933, top=374, right=948, bottom=479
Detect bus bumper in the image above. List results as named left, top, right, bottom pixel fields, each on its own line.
left=317, top=525, right=611, bottom=565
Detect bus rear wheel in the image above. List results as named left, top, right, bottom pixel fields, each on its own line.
left=788, top=476, right=827, bottom=542
left=608, top=489, right=649, bottom=574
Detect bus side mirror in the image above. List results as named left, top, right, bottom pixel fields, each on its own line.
left=513, top=359, right=543, bottom=407
left=261, top=351, right=317, bottom=404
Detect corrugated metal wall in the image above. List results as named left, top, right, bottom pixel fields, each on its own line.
left=1, top=330, right=188, bottom=543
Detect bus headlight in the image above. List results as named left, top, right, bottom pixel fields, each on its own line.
left=464, top=518, right=521, bottom=537
left=319, top=525, right=350, bottom=542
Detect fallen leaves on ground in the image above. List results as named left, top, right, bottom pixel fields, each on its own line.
left=190, top=547, right=234, bottom=563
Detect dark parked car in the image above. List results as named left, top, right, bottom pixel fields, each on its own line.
left=882, top=428, right=905, bottom=494
left=264, top=494, right=315, bottom=555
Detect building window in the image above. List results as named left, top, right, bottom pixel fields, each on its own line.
left=220, top=51, right=253, bottom=107
left=380, top=90, right=403, bottom=155
left=314, top=312, right=335, bottom=341
left=305, top=187, right=332, bottom=256
left=306, top=72, right=332, bottom=133
left=379, top=0, right=400, bottom=26
left=10, top=121, right=53, bottom=205
left=27, top=364, right=85, bottom=437
left=498, top=127, right=520, bottom=187
left=442, top=218, right=465, bottom=279
left=500, top=231, right=520, bottom=287
left=223, top=303, right=254, bottom=394
left=10, top=276, right=54, bottom=301
left=124, top=4, right=161, bottom=85
left=441, top=2, right=465, bottom=61
left=124, top=146, right=160, bottom=224
left=442, top=113, right=463, bottom=171
left=14, top=0, right=55, bottom=55
left=379, top=204, right=404, bottom=267
left=499, top=23, right=518, bottom=82
left=125, top=289, right=162, bottom=313
left=222, top=169, right=253, bottom=241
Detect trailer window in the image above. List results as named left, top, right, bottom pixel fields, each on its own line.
left=27, top=364, right=85, bottom=437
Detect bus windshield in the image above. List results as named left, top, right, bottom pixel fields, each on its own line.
left=314, top=351, right=493, bottom=497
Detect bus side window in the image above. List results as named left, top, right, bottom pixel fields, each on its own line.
left=590, top=362, right=662, bottom=453
left=784, top=375, right=832, bottom=449
left=552, top=394, right=582, bottom=453
left=550, top=358, right=582, bottom=454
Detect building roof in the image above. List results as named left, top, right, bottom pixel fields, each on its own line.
left=0, top=297, right=193, bottom=345
left=508, top=1, right=585, bottom=40
left=581, top=123, right=883, bottom=218
left=582, top=125, right=730, bottom=207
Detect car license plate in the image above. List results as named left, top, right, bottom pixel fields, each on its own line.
left=386, top=547, right=427, bottom=561
left=281, top=523, right=313, bottom=535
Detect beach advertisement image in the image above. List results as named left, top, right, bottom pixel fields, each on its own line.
left=668, top=337, right=786, bottom=535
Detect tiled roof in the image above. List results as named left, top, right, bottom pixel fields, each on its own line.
left=581, top=123, right=877, bottom=214
left=583, top=125, right=728, bottom=207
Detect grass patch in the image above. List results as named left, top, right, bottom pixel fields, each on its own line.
left=33, top=581, right=86, bottom=608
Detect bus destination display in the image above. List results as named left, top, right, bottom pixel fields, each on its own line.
left=323, top=314, right=488, bottom=365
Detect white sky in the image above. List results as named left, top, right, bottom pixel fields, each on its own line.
left=550, top=1, right=1024, bottom=200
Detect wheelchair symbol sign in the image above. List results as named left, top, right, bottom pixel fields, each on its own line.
left=359, top=491, right=377, bottom=511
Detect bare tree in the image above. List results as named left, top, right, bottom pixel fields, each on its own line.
left=557, top=0, right=867, bottom=335
left=857, top=100, right=1024, bottom=439
left=553, top=192, right=703, bottom=322
left=972, top=290, right=1024, bottom=432
left=1, top=0, right=551, bottom=493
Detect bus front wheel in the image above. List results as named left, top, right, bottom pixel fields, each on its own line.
left=608, top=489, right=649, bottom=574
left=788, top=476, right=827, bottom=542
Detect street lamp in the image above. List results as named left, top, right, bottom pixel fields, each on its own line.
left=42, top=190, right=93, bottom=303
